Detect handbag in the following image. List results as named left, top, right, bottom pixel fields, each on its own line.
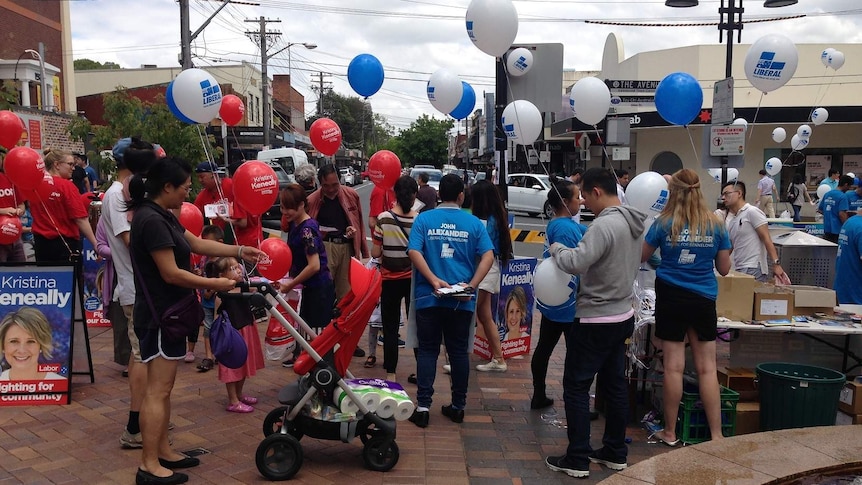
left=210, top=310, right=248, bottom=369
left=132, top=257, right=204, bottom=343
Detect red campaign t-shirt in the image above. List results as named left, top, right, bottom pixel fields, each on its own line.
left=193, top=178, right=232, bottom=230
left=230, top=199, right=262, bottom=247
left=28, top=176, right=88, bottom=239
left=0, top=173, right=24, bottom=210
left=369, top=185, right=396, bottom=218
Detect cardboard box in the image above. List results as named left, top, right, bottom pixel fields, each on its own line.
left=790, top=285, right=836, bottom=316
left=839, top=381, right=862, bottom=415
left=735, top=402, right=760, bottom=435
left=716, top=271, right=756, bottom=321
left=835, top=410, right=862, bottom=425
left=718, top=367, right=758, bottom=402
left=753, top=284, right=837, bottom=320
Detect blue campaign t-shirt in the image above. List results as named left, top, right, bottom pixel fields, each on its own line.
left=846, top=190, right=862, bottom=213
left=835, top=215, right=862, bottom=304
left=645, top=218, right=731, bottom=300
left=408, top=206, right=494, bottom=312
left=819, top=189, right=849, bottom=235
left=537, top=217, right=586, bottom=322
left=485, top=214, right=501, bottom=257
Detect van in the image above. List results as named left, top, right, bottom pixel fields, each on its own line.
left=256, top=147, right=309, bottom=182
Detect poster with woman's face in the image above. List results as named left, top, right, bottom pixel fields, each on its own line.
left=495, top=258, right=536, bottom=358
left=0, top=265, right=74, bottom=406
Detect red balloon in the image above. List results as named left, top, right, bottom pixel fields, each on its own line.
left=232, top=161, right=278, bottom=216
left=367, top=150, right=401, bottom=190
left=24, top=171, right=57, bottom=203
left=257, top=237, right=292, bottom=281
left=219, top=94, right=245, bottom=126
left=4, top=146, right=45, bottom=190
left=0, top=215, right=22, bottom=244
left=0, top=111, right=24, bottom=149
left=309, top=118, right=342, bottom=156
left=179, top=202, right=204, bottom=236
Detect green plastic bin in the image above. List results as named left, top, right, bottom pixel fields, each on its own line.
left=756, top=362, right=845, bottom=431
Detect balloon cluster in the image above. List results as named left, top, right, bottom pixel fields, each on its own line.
left=821, top=48, right=845, bottom=70
left=707, top=168, right=739, bottom=183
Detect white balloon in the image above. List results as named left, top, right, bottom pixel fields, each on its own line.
left=744, top=34, right=798, bottom=93
left=847, top=172, right=856, bottom=179
left=166, top=68, right=223, bottom=124
left=426, top=69, right=463, bottom=115
left=817, top=184, right=831, bottom=199
left=506, top=47, right=533, bottom=77
left=626, top=171, right=669, bottom=215
left=765, top=157, right=782, bottom=176
left=811, top=107, right=829, bottom=125
left=534, top=258, right=574, bottom=307
left=465, top=0, right=519, bottom=58
left=501, top=100, right=542, bottom=145
left=771, top=127, right=787, bottom=143
left=828, top=50, right=846, bottom=70
left=707, top=168, right=739, bottom=183
left=790, top=134, right=809, bottom=151
left=821, top=48, right=836, bottom=67
left=797, top=124, right=812, bottom=139
left=732, top=118, right=748, bottom=130
left=569, top=77, right=611, bottom=126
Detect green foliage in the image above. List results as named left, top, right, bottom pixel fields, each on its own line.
left=389, top=115, right=452, bottom=168
left=308, top=91, right=391, bottom=152
left=67, top=89, right=219, bottom=186
left=74, top=59, right=121, bottom=71
left=0, top=81, right=20, bottom=110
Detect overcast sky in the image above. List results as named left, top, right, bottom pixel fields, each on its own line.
left=69, top=0, right=862, bottom=132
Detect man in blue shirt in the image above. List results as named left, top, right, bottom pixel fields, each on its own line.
left=835, top=210, right=862, bottom=304
left=819, top=169, right=840, bottom=191
left=845, top=178, right=862, bottom=214
left=818, top=175, right=852, bottom=243
left=407, top=174, right=494, bottom=427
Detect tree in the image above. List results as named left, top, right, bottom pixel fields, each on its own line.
left=74, top=59, right=121, bottom=71
left=388, top=115, right=452, bottom=168
left=67, top=88, right=219, bottom=187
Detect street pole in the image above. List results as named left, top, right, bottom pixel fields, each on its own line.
left=718, top=0, right=742, bottom=193
left=260, top=17, right=271, bottom=148
left=180, top=0, right=192, bottom=69
left=495, top=57, right=508, bottom=203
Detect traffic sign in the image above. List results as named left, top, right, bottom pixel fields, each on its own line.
left=709, top=125, right=745, bottom=157
left=712, top=77, right=734, bottom=125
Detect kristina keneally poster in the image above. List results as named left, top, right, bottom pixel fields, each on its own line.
left=473, top=257, right=536, bottom=359
left=0, top=265, right=74, bottom=406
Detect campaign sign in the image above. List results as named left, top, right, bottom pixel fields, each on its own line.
left=0, top=265, right=74, bottom=405
left=474, top=257, right=537, bottom=359
left=82, top=238, right=110, bottom=327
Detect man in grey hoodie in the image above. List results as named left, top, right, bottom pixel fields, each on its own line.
left=545, top=167, right=647, bottom=478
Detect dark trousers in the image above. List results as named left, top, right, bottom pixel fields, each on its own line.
left=415, top=306, right=472, bottom=409
left=380, top=278, right=411, bottom=373
left=792, top=204, right=802, bottom=222
left=34, top=234, right=79, bottom=263
left=824, top=232, right=840, bottom=243
left=563, top=317, right=635, bottom=468
left=531, top=315, right=569, bottom=398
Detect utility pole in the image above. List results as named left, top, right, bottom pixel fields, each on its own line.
left=179, top=0, right=232, bottom=70
left=310, top=71, right=332, bottom=116
left=245, top=16, right=281, bottom=147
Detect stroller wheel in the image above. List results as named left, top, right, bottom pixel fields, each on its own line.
left=256, top=434, right=303, bottom=481
left=263, top=406, right=303, bottom=440
left=362, top=435, right=399, bottom=472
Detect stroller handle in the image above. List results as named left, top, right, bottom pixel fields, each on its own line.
left=234, top=280, right=278, bottom=295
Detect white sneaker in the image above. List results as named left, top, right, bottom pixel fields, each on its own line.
left=476, top=358, right=507, bottom=372
left=442, top=364, right=451, bottom=374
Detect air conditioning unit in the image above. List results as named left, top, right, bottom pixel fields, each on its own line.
left=579, top=149, right=590, bottom=161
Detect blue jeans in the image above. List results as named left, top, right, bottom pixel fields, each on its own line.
left=792, top=204, right=802, bottom=222
left=563, top=317, right=635, bottom=468
left=415, top=306, right=472, bottom=410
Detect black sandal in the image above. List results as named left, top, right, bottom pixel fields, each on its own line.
left=197, top=358, right=214, bottom=372
left=363, top=355, right=376, bottom=368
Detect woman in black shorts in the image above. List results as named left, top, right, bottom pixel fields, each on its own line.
left=641, top=169, right=732, bottom=446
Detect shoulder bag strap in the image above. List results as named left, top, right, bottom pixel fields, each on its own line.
left=130, top=252, right=160, bottom=319
left=387, top=210, right=411, bottom=254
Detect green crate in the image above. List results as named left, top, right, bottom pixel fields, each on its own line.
left=674, top=384, right=740, bottom=444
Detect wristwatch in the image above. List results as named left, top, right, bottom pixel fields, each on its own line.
left=772, top=259, right=781, bottom=266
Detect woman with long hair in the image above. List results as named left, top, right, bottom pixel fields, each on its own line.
left=642, top=168, right=732, bottom=446
left=470, top=180, right=513, bottom=372
left=127, top=157, right=263, bottom=485
left=370, top=175, right=419, bottom=381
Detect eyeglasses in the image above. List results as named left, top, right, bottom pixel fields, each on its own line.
left=720, top=190, right=739, bottom=197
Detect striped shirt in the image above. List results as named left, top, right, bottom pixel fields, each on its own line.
left=373, top=210, right=414, bottom=280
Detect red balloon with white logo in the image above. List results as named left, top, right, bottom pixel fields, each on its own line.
left=4, top=146, right=45, bottom=190
left=30, top=171, right=56, bottom=202
left=0, top=215, right=22, bottom=244
left=257, top=238, right=293, bottom=281
left=219, top=94, right=245, bottom=126
left=0, top=110, right=24, bottom=149
left=309, top=118, right=342, bottom=156
left=367, top=150, right=401, bottom=190
left=179, top=202, right=204, bottom=236
left=231, top=161, right=278, bottom=216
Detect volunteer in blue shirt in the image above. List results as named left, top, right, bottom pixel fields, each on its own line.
left=845, top=178, right=862, bottom=214
left=835, top=210, right=862, bottom=304
left=642, top=169, right=732, bottom=447
left=406, top=174, right=494, bottom=428
left=818, top=175, right=852, bottom=243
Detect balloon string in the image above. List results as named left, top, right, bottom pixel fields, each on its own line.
left=36, top=190, right=75, bottom=258
left=809, top=66, right=830, bottom=117
left=195, top=123, right=237, bottom=246
left=685, top=126, right=698, bottom=166
left=747, top=92, right=764, bottom=143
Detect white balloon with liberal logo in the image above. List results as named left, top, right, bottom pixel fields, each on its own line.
left=426, top=68, right=463, bottom=115
left=733, top=118, right=748, bottom=130
left=506, top=47, right=533, bottom=77
left=533, top=258, right=574, bottom=307
left=811, top=107, right=829, bottom=126
left=821, top=48, right=836, bottom=67
left=797, top=124, right=812, bottom=139
left=166, top=68, right=223, bottom=124
left=465, top=0, right=518, bottom=58
left=707, top=168, right=739, bottom=183
left=743, top=34, right=798, bottom=93
left=625, top=171, right=669, bottom=215
left=790, top=134, right=809, bottom=151
left=501, top=100, right=542, bottom=145
left=569, top=77, right=611, bottom=126
left=817, top=184, right=831, bottom=199
left=828, top=50, right=845, bottom=70
left=765, top=157, right=782, bottom=176
left=771, top=127, right=787, bottom=143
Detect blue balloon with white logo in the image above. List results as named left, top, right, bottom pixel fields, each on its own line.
left=449, top=82, right=476, bottom=120
left=347, top=54, right=385, bottom=98
left=165, top=68, right=223, bottom=124
left=655, top=72, right=703, bottom=126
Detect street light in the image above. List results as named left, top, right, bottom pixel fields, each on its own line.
left=13, top=48, right=48, bottom=109
left=265, top=41, right=316, bottom=146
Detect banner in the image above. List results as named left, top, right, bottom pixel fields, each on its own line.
left=81, top=239, right=110, bottom=327
left=0, top=265, right=74, bottom=406
left=474, top=257, right=537, bottom=359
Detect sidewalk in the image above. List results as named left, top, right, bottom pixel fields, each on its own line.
left=0, top=323, right=669, bottom=485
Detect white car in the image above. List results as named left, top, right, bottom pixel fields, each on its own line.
left=410, top=167, right=443, bottom=192
left=339, top=167, right=356, bottom=186
left=506, top=173, right=554, bottom=218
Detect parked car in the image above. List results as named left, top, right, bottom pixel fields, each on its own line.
left=409, top=167, right=443, bottom=192
left=506, top=173, right=554, bottom=218
left=339, top=167, right=356, bottom=186
left=261, top=162, right=291, bottom=230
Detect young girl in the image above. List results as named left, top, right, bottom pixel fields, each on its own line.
left=471, top=180, right=514, bottom=373
left=531, top=179, right=586, bottom=409
left=208, top=256, right=265, bottom=413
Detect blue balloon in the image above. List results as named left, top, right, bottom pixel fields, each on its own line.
left=449, top=82, right=476, bottom=120
left=655, top=72, right=703, bottom=126
left=347, top=54, right=384, bottom=98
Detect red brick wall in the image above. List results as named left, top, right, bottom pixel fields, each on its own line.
left=14, top=106, right=84, bottom=152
